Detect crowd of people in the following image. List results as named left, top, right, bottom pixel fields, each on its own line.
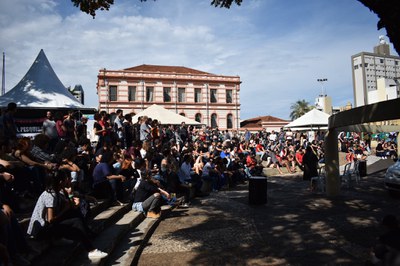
left=340, top=131, right=398, bottom=163
left=0, top=102, right=398, bottom=265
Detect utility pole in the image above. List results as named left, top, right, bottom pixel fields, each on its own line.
left=1, top=52, right=5, bottom=96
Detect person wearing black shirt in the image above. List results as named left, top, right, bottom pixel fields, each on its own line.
left=178, top=122, right=188, bottom=144
left=131, top=170, right=170, bottom=219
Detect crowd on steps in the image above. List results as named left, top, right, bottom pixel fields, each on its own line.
left=0, top=102, right=398, bottom=265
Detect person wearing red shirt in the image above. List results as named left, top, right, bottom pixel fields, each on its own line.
left=255, top=141, right=266, bottom=161
left=295, top=148, right=305, bottom=171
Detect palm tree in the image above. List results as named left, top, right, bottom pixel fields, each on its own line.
left=290, top=100, right=312, bottom=120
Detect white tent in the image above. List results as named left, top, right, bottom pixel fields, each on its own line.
left=284, top=108, right=330, bottom=130
left=0, top=49, right=91, bottom=109
left=132, top=104, right=201, bottom=125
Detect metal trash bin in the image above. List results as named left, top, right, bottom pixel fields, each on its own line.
left=248, top=176, right=267, bottom=205
left=359, top=160, right=367, bottom=177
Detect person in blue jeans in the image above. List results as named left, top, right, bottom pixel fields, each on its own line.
left=202, top=157, right=223, bottom=192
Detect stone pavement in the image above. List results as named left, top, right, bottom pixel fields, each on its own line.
left=137, top=167, right=399, bottom=265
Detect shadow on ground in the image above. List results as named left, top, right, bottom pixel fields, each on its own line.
left=139, top=170, right=399, bottom=265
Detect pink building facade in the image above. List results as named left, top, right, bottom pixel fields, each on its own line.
left=97, top=65, right=241, bottom=130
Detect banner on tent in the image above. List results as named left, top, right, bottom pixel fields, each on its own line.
left=15, top=118, right=45, bottom=135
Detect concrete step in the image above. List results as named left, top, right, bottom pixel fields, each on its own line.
left=70, top=205, right=173, bottom=265
left=30, top=202, right=130, bottom=265
left=71, top=209, right=146, bottom=265
left=107, top=205, right=172, bottom=266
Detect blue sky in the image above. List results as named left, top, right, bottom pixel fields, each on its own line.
left=0, top=0, right=396, bottom=120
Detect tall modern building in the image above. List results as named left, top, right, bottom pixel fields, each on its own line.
left=97, top=64, right=241, bottom=130
left=351, top=36, right=400, bottom=107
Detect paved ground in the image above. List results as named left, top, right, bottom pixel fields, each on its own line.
left=138, top=164, right=399, bottom=266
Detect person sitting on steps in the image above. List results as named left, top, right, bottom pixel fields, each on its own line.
left=27, top=170, right=108, bottom=260
left=131, top=169, right=170, bottom=219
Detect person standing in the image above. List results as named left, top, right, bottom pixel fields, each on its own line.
left=244, top=129, right=251, bottom=143
left=76, top=116, right=89, bottom=143
left=132, top=116, right=141, bottom=143
left=2, top=102, right=18, bottom=146
left=139, top=116, right=150, bottom=143
left=63, top=110, right=77, bottom=143
left=113, top=109, right=125, bottom=145
left=42, top=111, right=58, bottom=152
left=302, top=145, right=319, bottom=190
left=54, top=111, right=67, bottom=140
left=178, top=122, right=188, bottom=145
left=123, top=114, right=133, bottom=149
left=99, top=111, right=112, bottom=145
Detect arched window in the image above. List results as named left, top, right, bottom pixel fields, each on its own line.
left=211, top=113, right=218, bottom=128
left=195, top=113, right=202, bottom=123
left=227, top=114, right=233, bottom=129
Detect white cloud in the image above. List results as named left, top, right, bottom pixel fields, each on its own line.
left=0, top=0, right=396, bottom=119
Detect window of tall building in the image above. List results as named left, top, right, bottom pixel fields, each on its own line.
left=163, top=87, right=171, bottom=102
left=227, top=114, right=233, bottom=129
left=109, top=85, right=117, bottom=101
left=195, top=113, right=201, bottom=123
left=146, top=87, right=154, bottom=102
left=128, top=86, right=136, bottom=101
left=396, top=61, right=399, bottom=65
left=380, top=59, right=384, bottom=64
left=178, top=88, right=185, bottom=102
left=211, top=113, right=217, bottom=128
left=226, top=89, right=233, bottom=103
left=195, top=88, right=202, bottom=103
left=210, top=89, right=217, bottom=103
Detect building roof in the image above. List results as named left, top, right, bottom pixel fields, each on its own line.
left=124, top=64, right=215, bottom=75
left=241, top=115, right=289, bottom=128
left=0, top=49, right=89, bottom=109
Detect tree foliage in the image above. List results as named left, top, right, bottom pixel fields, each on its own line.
left=357, top=0, right=400, bottom=55
left=290, top=100, right=312, bottom=120
left=71, top=0, right=243, bottom=18
left=71, top=0, right=114, bottom=17
left=210, top=0, right=242, bottom=8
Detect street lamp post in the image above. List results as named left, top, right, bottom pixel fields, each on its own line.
left=103, top=68, right=109, bottom=113
left=141, top=80, right=144, bottom=111
left=205, top=83, right=209, bottom=127
left=317, top=78, right=328, bottom=96
left=235, top=84, right=239, bottom=130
